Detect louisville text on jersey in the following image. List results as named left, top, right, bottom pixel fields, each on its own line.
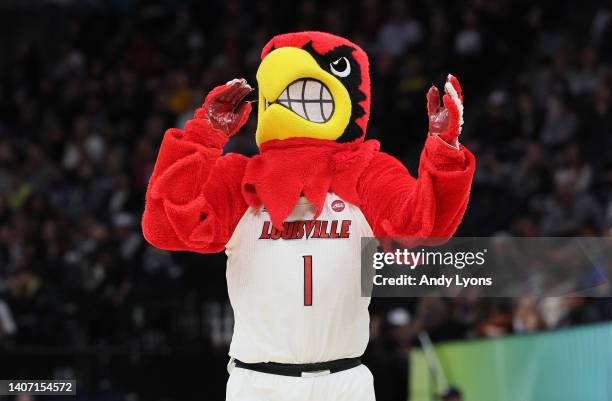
left=259, top=220, right=351, bottom=240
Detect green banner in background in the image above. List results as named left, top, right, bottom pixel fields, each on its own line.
left=411, top=322, right=612, bottom=401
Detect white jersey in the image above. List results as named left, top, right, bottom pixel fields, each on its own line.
left=225, top=193, right=373, bottom=364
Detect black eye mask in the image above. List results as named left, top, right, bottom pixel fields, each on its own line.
left=300, top=42, right=367, bottom=142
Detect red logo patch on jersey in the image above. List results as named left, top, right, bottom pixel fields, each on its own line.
left=331, top=200, right=345, bottom=212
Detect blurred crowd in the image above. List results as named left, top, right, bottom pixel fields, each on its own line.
left=1, top=0, right=612, bottom=399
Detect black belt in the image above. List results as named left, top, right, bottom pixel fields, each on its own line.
left=234, top=357, right=362, bottom=377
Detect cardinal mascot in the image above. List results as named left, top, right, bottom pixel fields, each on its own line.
left=142, top=31, right=475, bottom=401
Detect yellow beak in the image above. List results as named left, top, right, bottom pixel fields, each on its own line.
left=255, top=47, right=352, bottom=146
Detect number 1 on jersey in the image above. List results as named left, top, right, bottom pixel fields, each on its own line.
left=303, top=255, right=312, bottom=306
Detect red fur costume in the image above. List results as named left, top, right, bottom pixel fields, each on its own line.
left=142, top=32, right=475, bottom=254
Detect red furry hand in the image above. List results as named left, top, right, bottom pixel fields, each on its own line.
left=426, top=74, right=464, bottom=148
left=203, top=78, right=253, bottom=136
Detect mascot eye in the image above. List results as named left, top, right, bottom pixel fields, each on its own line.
left=330, top=57, right=351, bottom=78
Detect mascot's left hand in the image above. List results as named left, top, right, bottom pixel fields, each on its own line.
left=426, top=74, right=464, bottom=149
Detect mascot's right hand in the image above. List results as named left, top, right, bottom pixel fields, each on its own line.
left=195, top=78, right=253, bottom=136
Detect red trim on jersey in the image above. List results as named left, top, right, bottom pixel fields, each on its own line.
left=303, top=255, right=313, bottom=306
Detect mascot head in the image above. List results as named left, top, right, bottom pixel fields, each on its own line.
left=255, top=31, right=370, bottom=146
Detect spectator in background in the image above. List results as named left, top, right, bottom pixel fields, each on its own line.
left=377, top=0, right=423, bottom=57
left=476, top=300, right=514, bottom=338
left=540, top=96, right=578, bottom=148
left=512, top=297, right=546, bottom=333
left=454, top=10, right=481, bottom=57
left=584, top=85, right=612, bottom=165
left=0, top=298, right=17, bottom=342
left=453, top=8, right=483, bottom=85
left=554, top=142, right=593, bottom=194
left=366, top=308, right=411, bottom=401
left=568, top=48, right=603, bottom=96
left=441, top=387, right=463, bottom=401
left=513, top=142, right=551, bottom=200
left=605, top=162, right=612, bottom=231
left=474, top=90, right=518, bottom=153
left=592, top=4, right=612, bottom=63
left=539, top=171, right=604, bottom=235
left=415, top=298, right=466, bottom=342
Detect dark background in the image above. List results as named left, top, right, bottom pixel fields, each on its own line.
left=1, top=0, right=612, bottom=400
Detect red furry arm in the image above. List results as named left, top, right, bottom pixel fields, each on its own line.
left=358, top=136, right=475, bottom=238
left=142, top=118, right=248, bottom=253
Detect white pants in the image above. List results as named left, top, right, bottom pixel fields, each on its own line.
left=226, top=362, right=376, bottom=401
